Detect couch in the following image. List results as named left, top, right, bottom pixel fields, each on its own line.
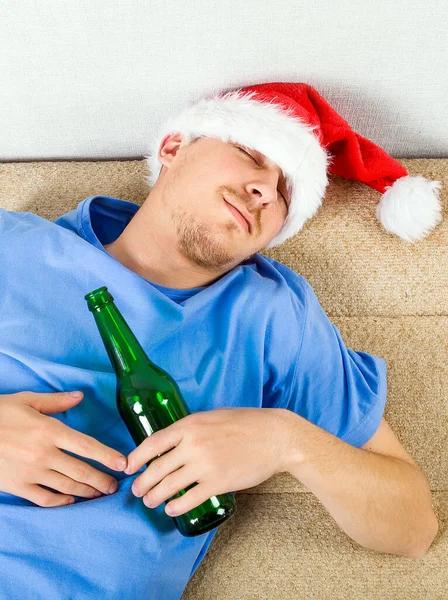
left=0, top=157, right=446, bottom=598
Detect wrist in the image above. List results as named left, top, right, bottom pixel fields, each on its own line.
left=275, top=408, right=306, bottom=474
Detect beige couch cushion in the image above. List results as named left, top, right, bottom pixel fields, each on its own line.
left=0, top=158, right=446, bottom=598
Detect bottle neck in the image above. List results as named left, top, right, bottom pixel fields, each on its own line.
left=91, top=301, right=153, bottom=378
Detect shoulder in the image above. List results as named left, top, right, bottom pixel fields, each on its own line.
left=0, top=207, right=53, bottom=231
left=253, top=253, right=310, bottom=309
left=0, top=208, right=80, bottom=265
left=250, top=255, right=311, bottom=366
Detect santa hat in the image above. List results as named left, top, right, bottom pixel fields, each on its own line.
left=144, top=82, right=442, bottom=248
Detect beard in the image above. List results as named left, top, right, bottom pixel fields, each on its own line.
left=171, top=205, right=239, bottom=270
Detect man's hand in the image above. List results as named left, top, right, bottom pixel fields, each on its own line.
left=124, top=407, right=292, bottom=517
left=0, top=391, right=128, bottom=507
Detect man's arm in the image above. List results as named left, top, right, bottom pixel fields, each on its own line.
left=278, top=410, right=438, bottom=559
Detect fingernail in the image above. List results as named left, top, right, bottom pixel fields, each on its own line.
left=69, top=391, right=83, bottom=398
left=116, top=457, right=127, bottom=470
left=108, top=481, right=118, bottom=494
left=94, top=490, right=102, bottom=498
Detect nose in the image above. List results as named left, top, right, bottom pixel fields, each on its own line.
left=245, top=180, right=279, bottom=209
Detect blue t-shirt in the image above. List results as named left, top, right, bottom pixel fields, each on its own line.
left=0, top=196, right=387, bottom=599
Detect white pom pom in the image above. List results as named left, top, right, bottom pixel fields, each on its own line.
left=376, top=175, right=442, bottom=242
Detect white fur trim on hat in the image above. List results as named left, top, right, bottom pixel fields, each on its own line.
left=144, top=89, right=331, bottom=248
left=376, top=175, right=442, bottom=242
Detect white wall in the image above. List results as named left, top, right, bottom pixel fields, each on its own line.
left=0, top=0, right=447, bottom=161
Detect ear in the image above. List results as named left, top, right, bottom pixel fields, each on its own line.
left=158, top=132, right=185, bottom=170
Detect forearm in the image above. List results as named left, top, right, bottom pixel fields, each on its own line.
left=279, top=409, right=438, bottom=558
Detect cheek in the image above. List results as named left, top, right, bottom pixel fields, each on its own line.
left=264, top=207, right=286, bottom=235
left=278, top=202, right=289, bottom=227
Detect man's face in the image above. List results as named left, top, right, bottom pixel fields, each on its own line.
left=153, top=133, right=290, bottom=271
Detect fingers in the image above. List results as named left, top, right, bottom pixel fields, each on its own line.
left=0, top=391, right=125, bottom=508
left=52, top=450, right=119, bottom=497
left=51, top=419, right=128, bottom=473
left=38, top=470, right=105, bottom=504
left=163, top=481, right=211, bottom=517
left=19, top=483, right=76, bottom=508
left=125, top=428, right=182, bottom=475
left=131, top=449, right=185, bottom=498
left=16, top=390, right=85, bottom=415
left=139, top=466, right=195, bottom=512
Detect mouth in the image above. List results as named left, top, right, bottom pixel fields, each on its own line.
left=223, top=198, right=251, bottom=234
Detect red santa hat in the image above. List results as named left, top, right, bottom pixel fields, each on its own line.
left=145, top=82, right=443, bottom=248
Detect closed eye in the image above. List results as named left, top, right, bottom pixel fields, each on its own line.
left=236, top=146, right=288, bottom=207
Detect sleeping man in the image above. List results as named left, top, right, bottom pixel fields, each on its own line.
left=0, top=82, right=440, bottom=599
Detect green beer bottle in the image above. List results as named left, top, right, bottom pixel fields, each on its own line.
left=84, top=286, right=236, bottom=537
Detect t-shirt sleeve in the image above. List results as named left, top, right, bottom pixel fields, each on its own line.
left=263, top=271, right=387, bottom=448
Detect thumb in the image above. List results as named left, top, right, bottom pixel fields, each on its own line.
left=23, top=390, right=84, bottom=415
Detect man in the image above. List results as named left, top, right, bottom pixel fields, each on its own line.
left=0, top=82, right=440, bottom=599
